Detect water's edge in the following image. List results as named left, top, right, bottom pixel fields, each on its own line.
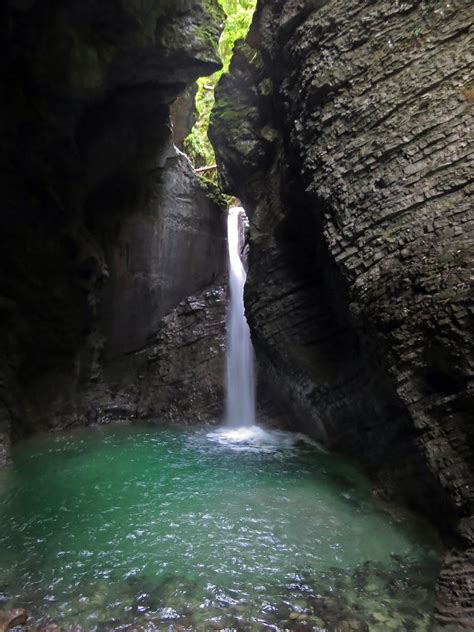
left=0, top=423, right=443, bottom=631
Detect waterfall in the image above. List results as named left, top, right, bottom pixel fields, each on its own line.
left=226, top=207, right=256, bottom=427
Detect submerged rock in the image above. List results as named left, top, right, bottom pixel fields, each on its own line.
left=0, top=609, right=27, bottom=631
left=36, top=622, right=84, bottom=632
left=335, top=622, right=368, bottom=632
left=308, top=616, right=327, bottom=629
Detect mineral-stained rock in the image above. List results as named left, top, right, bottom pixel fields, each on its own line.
left=0, top=0, right=226, bottom=452
left=211, top=0, right=473, bottom=627
left=0, top=608, right=27, bottom=631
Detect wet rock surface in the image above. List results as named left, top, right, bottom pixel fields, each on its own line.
left=98, top=145, right=227, bottom=361
left=211, top=0, right=473, bottom=627
left=90, top=285, right=227, bottom=425
left=0, top=0, right=227, bottom=457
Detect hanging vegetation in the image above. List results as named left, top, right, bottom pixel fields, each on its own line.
left=184, top=0, right=257, bottom=171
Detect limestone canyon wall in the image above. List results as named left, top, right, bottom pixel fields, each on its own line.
left=210, top=0, right=473, bottom=627
left=0, top=0, right=228, bottom=463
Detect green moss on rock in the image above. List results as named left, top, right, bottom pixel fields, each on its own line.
left=197, top=174, right=229, bottom=209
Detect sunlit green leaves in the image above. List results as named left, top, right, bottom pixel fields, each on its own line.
left=183, top=0, right=256, bottom=170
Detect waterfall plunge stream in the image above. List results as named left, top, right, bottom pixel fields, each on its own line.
left=0, top=220, right=442, bottom=632
left=225, top=207, right=256, bottom=428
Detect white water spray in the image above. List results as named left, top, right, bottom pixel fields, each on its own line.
left=225, top=207, right=256, bottom=427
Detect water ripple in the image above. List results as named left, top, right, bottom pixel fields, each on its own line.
left=0, top=424, right=442, bottom=631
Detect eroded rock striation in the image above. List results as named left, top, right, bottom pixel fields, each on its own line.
left=210, top=0, right=473, bottom=627
left=87, top=284, right=227, bottom=425
left=0, top=0, right=227, bottom=460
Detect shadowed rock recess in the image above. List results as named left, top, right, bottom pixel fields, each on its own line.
left=210, top=0, right=473, bottom=628
left=0, top=0, right=228, bottom=461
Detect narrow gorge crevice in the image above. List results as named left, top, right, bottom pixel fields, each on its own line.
left=0, top=0, right=472, bottom=630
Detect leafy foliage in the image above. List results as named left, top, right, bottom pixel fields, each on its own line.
left=217, top=0, right=257, bottom=74
left=184, top=0, right=256, bottom=170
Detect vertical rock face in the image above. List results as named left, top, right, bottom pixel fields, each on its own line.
left=170, top=83, right=198, bottom=150
left=210, top=0, right=473, bottom=627
left=0, top=0, right=227, bottom=458
left=136, top=285, right=227, bottom=423
left=98, top=147, right=226, bottom=360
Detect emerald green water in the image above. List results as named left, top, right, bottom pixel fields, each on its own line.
left=0, top=424, right=441, bottom=631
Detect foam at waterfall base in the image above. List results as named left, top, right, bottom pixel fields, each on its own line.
left=206, top=425, right=323, bottom=453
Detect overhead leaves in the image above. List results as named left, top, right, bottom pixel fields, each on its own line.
left=183, top=0, right=257, bottom=171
